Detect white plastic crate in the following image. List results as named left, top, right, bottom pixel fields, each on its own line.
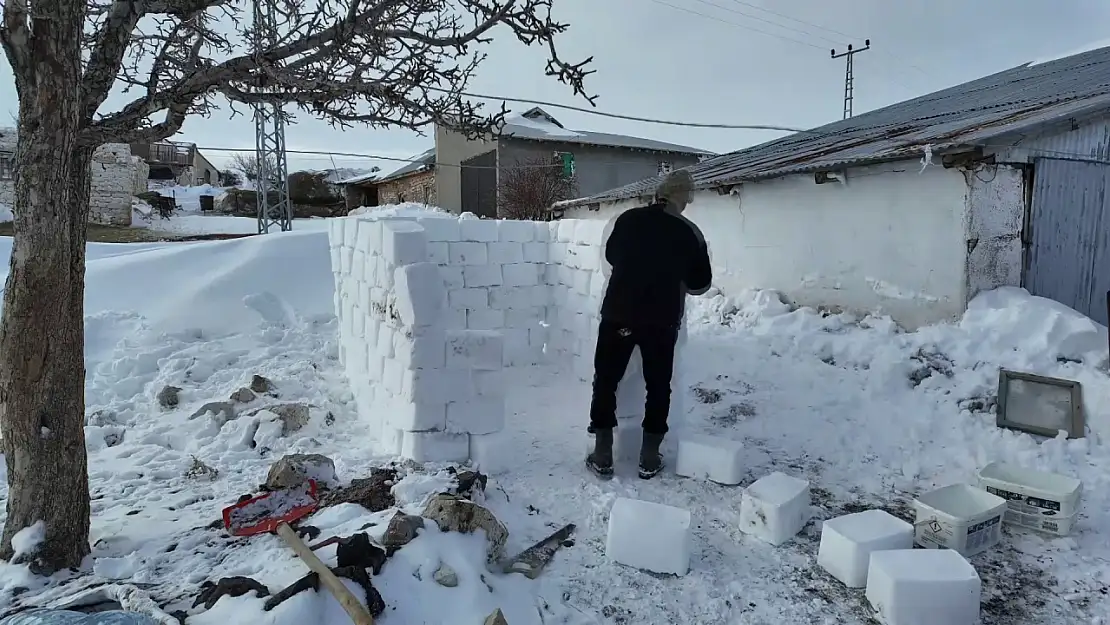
left=913, top=484, right=1006, bottom=557
left=976, top=462, right=1082, bottom=536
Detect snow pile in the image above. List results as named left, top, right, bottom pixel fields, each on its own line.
left=346, top=202, right=449, bottom=218
left=10, top=522, right=45, bottom=561
left=687, top=286, right=1109, bottom=435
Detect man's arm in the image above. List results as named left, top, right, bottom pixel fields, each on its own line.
left=680, top=217, right=712, bottom=295
left=603, top=212, right=629, bottom=270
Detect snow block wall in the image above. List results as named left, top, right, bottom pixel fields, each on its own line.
left=543, top=218, right=608, bottom=381
left=330, top=211, right=680, bottom=464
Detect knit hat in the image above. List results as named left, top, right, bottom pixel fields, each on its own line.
left=655, top=169, right=694, bottom=203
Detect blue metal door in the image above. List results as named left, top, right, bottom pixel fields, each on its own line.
left=1026, top=158, right=1110, bottom=325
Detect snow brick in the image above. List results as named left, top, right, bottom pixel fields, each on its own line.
left=865, top=549, right=980, bottom=625
left=605, top=497, right=691, bottom=576
left=739, top=471, right=811, bottom=546
left=817, top=509, right=914, bottom=588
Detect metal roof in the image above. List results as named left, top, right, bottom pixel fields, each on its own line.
left=500, top=107, right=712, bottom=155
left=558, top=45, right=1110, bottom=208
left=377, top=148, right=436, bottom=183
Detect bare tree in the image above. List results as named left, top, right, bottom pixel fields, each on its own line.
left=498, top=156, right=578, bottom=220
left=229, top=153, right=266, bottom=182
left=0, top=0, right=594, bottom=572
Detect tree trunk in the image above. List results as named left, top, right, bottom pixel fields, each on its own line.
left=0, top=0, right=92, bottom=572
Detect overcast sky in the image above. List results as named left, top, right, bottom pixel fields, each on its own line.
left=3, top=0, right=1110, bottom=174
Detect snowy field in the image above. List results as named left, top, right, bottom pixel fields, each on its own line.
left=0, top=217, right=1107, bottom=623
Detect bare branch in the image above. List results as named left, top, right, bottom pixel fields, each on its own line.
left=0, top=0, right=33, bottom=91
left=76, top=0, right=595, bottom=147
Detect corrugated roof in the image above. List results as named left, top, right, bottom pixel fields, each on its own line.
left=500, top=107, right=712, bottom=155
left=558, top=45, right=1110, bottom=208
left=376, top=148, right=436, bottom=182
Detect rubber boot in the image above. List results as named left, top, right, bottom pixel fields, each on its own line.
left=638, top=432, right=665, bottom=480
left=585, top=427, right=614, bottom=479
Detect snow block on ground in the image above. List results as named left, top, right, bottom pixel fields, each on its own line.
left=865, top=549, right=980, bottom=625
left=401, top=430, right=470, bottom=463
left=817, top=510, right=914, bottom=588
left=739, top=471, right=811, bottom=546
left=675, top=434, right=747, bottom=485
left=605, top=497, right=691, bottom=576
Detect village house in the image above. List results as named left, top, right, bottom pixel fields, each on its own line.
left=129, top=140, right=220, bottom=186
left=0, top=128, right=148, bottom=226
left=557, top=46, right=1110, bottom=328
left=435, top=107, right=712, bottom=217
left=342, top=148, right=435, bottom=211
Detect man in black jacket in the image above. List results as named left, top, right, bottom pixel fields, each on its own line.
left=586, top=170, right=712, bottom=480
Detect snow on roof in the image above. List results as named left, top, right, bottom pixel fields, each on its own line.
left=499, top=107, right=711, bottom=155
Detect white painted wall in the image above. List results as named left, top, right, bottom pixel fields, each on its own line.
left=964, top=164, right=1025, bottom=302
left=564, top=162, right=973, bottom=329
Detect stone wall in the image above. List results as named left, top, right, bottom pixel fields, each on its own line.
left=377, top=170, right=436, bottom=206
left=0, top=137, right=138, bottom=226
left=330, top=211, right=689, bottom=469
left=89, top=144, right=137, bottom=226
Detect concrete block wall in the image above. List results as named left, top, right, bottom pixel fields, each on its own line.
left=330, top=211, right=687, bottom=464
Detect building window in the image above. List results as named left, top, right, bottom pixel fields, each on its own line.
left=658, top=161, right=673, bottom=176
left=0, top=154, right=14, bottom=180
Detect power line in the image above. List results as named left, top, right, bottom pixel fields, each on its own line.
left=421, top=85, right=810, bottom=133
left=722, top=0, right=932, bottom=79
left=689, top=0, right=847, bottom=47
left=643, top=0, right=826, bottom=50
left=648, top=0, right=928, bottom=93
left=202, top=146, right=716, bottom=170
left=723, top=0, right=857, bottom=41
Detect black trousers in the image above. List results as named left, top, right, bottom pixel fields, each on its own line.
left=588, top=319, right=679, bottom=435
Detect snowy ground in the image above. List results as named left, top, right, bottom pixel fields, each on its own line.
left=0, top=224, right=1107, bottom=624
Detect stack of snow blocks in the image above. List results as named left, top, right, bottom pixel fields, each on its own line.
left=329, top=213, right=514, bottom=469
left=606, top=496, right=692, bottom=576
left=332, top=212, right=683, bottom=470
left=865, top=549, right=981, bottom=625
left=817, top=509, right=914, bottom=588
left=739, top=471, right=811, bottom=545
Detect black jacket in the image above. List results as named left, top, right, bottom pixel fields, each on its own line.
left=599, top=202, right=712, bottom=328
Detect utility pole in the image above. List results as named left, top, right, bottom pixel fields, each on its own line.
left=831, top=39, right=870, bottom=120
left=252, top=0, right=293, bottom=234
